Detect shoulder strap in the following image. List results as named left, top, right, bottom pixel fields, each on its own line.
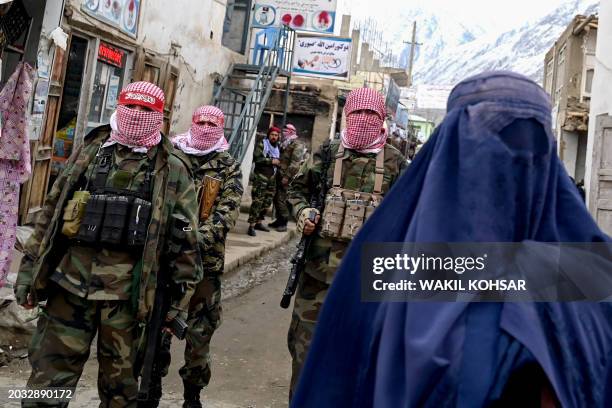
left=332, top=144, right=345, bottom=188
left=373, top=148, right=385, bottom=194
left=91, top=145, right=115, bottom=192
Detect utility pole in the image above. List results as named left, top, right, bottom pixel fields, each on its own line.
left=404, top=21, right=422, bottom=87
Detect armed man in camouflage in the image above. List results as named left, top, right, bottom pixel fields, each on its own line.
left=14, top=82, right=202, bottom=407
left=287, top=88, right=407, bottom=397
left=147, top=106, right=243, bottom=408
left=247, top=126, right=281, bottom=236
left=268, top=124, right=307, bottom=232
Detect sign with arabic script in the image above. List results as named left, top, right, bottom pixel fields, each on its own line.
left=293, top=36, right=352, bottom=80
left=252, top=0, right=338, bottom=34
left=81, top=0, right=141, bottom=38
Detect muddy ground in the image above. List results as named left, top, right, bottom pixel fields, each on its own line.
left=0, top=238, right=299, bottom=408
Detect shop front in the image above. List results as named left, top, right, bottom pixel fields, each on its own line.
left=19, top=1, right=180, bottom=224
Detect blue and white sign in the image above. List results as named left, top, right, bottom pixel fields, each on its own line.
left=253, top=0, right=338, bottom=34
left=293, top=36, right=352, bottom=80
left=82, top=0, right=141, bottom=38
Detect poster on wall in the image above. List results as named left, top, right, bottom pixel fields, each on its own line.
left=252, top=0, right=338, bottom=34
left=81, top=0, right=141, bottom=38
left=293, top=36, right=351, bottom=80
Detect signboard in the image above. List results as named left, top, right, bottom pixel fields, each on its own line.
left=252, top=0, right=338, bottom=34
left=98, top=42, right=126, bottom=68
left=385, top=78, right=401, bottom=117
left=396, top=106, right=410, bottom=129
left=293, top=36, right=351, bottom=80
left=82, top=0, right=141, bottom=38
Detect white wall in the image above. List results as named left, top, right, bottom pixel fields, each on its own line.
left=138, top=0, right=246, bottom=134
left=586, top=0, right=612, bottom=207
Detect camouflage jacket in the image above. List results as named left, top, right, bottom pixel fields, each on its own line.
left=16, top=126, right=202, bottom=321
left=178, top=150, right=243, bottom=275
left=279, top=139, right=307, bottom=181
left=288, top=140, right=407, bottom=282
left=252, top=138, right=277, bottom=179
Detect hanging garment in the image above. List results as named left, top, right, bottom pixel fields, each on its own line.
left=0, top=61, right=34, bottom=287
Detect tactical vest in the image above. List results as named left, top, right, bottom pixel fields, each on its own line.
left=61, top=145, right=155, bottom=249
left=320, top=145, right=385, bottom=242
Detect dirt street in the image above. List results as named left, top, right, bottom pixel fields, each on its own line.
left=0, top=238, right=298, bottom=408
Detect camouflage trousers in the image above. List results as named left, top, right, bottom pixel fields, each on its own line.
left=287, top=272, right=329, bottom=399
left=248, top=172, right=276, bottom=224
left=273, top=175, right=291, bottom=221
left=25, top=285, right=138, bottom=408
left=156, top=274, right=222, bottom=388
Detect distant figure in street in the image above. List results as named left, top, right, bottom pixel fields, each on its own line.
left=291, top=72, right=612, bottom=407
left=286, top=88, right=406, bottom=398
left=148, top=106, right=243, bottom=408
left=269, top=124, right=307, bottom=232
left=247, top=126, right=281, bottom=236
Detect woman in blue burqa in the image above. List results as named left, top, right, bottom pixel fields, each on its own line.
left=291, top=72, right=612, bottom=407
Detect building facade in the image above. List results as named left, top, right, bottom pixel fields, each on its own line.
left=586, top=1, right=612, bottom=236
left=543, top=14, right=598, bottom=184
left=0, top=0, right=251, bottom=224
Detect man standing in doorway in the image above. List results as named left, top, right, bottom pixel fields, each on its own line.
left=269, top=123, right=307, bottom=232
left=247, top=126, right=280, bottom=236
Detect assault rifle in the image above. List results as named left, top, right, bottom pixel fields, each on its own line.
left=137, top=218, right=191, bottom=403
left=137, top=277, right=188, bottom=403
left=280, top=143, right=331, bottom=309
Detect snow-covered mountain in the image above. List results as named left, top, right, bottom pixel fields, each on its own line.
left=348, top=0, right=600, bottom=86
left=408, top=0, right=600, bottom=85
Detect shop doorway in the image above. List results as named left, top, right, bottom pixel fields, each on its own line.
left=49, top=36, right=88, bottom=188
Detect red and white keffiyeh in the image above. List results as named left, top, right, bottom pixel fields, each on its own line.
left=108, top=82, right=165, bottom=150
left=342, top=88, right=388, bottom=154
left=282, top=123, right=298, bottom=148
left=173, top=105, right=229, bottom=156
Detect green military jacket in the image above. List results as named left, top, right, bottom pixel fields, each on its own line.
left=178, top=150, right=243, bottom=275
left=279, top=139, right=307, bottom=181
left=288, top=139, right=407, bottom=283
left=17, top=125, right=202, bottom=321
left=252, top=137, right=277, bottom=179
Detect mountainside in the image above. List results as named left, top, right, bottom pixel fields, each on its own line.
left=409, top=0, right=600, bottom=85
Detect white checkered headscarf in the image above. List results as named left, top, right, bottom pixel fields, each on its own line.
left=342, top=88, right=388, bottom=154
left=109, top=82, right=165, bottom=149
left=173, top=105, right=230, bottom=155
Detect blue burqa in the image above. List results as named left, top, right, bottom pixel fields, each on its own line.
left=291, top=72, right=612, bottom=408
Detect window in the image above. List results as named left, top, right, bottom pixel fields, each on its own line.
left=584, top=68, right=594, bottom=95
left=87, top=42, right=128, bottom=131
left=545, top=59, right=554, bottom=95
left=222, top=0, right=251, bottom=54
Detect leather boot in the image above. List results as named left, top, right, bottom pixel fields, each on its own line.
left=254, top=223, right=271, bottom=232
left=183, top=381, right=203, bottom=408
left=268, top=218, right=282, bottom=228
left=247, top=226, right=256, bottom=236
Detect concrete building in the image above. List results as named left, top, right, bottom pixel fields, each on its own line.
left=408, top=114, right=435, bottom=143
left=0, top=0, right=250, bottom=223
left=586, top=1, right=612, bottom=235
left=543, top=14, right=598, bottom=183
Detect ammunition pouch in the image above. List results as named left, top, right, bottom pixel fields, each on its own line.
left=319, top=145, right=385, bottom=242
left=127, top=198, right=152, bottom=247
left=76, top=194, right=107, bottom=244
left=61, top=190, right=91, bottom=238
left=100, top=196, right=130, bottom=246
left=71, top=144, right=155, bottom=249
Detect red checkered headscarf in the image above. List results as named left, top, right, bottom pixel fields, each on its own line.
left=109, top=82, right=165, bottom=149
left=342, top=88, right=388, bottom=153
left=173, top=105, right=229, bottom=154
left=282, top=123, right=298, bottom=143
